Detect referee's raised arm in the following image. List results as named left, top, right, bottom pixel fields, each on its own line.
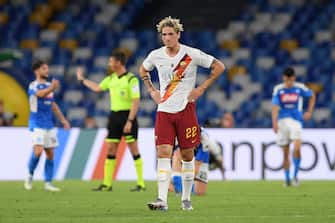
left=76, top=67, right=102, bottom=92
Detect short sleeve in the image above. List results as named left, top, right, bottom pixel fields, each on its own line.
left=272, top=89, right=280, bottom=105
left=301, top=85, right=313, bottom=97
left=28, top=86, right=36, bottom=96
left=129, top=76, right=140, bottom=99
left=194, top=49, right=214, bottom=68
left=28, top=83, right=38, bottom=96
left=142, top=51, right=155, bottom=71
left=99, top=76, right=111, bottom=91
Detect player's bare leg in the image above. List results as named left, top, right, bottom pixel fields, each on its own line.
left=194, top=160, right=207, bottom=196
left=180, top=148, right=195, bottom=210
left=282, top=145, right=291, bottom=187
left=292, top=139, right=301, bottom=186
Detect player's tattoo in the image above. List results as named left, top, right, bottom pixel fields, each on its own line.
left=210, top=59, right=220, bottom=69
left=143, top=77, right=155, bottom=93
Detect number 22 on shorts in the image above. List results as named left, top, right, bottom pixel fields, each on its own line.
left=185, top=126, right=197, bottom=139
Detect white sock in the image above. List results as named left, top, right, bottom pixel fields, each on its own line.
left=181, top=158, right=195, bottom=201
left=157, top=158, right=171, bottom=203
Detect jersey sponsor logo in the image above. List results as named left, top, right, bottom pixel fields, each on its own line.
left=284, top=104, right=295, bottom=109
left=280, top=93, right=298, bottom=103
left=160, top=54, right=192, bottom=103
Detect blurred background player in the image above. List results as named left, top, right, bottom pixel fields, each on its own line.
left=272, top=67, right=315, bottom=187
left=0, top=99, right=17, bottom=126
left=172, top=127, right=225, bottom=196
left=25, top=60, right=70, bottom=192
left=84, top=116, right=97, bottom=129
left=140, top=16, right=225, bottom=211
left=220, top=112, right=235, bottom=128
left=206, top=132, right=225, bottom=180
left=77, top=51, right=145, bottom=192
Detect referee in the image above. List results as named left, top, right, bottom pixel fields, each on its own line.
left=76, top=51, right=145, bottom=192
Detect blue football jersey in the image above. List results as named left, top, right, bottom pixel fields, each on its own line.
left=28, top=81, right=55, bottom=131
left=272, top=82, right=313, bottom=123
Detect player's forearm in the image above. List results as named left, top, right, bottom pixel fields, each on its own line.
left=139, top=65, right=149, bottom=79
left=52, top=102, right=66, bottom=123
left=271, top=106, right=279, bottom=125
left=143, top=78, right=157, bottom=93
left=128, top=99, right=140, bottom=121
left=139, top=65, right=157, bottom=93
left=36, top=86, right=55, bottom=98
left=307, top=93, right=316, bottom=113
left=198, top=59, right=225, bottom=91
left=82, top=79, right=101, bottom=92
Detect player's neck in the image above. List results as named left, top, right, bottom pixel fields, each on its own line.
left=284, top=83, right=294, bottom=88
left=165, top=43, right=180, bottom=57
left=115, top=67, right=127, bottom=77
left=36, top=77, right=47, bottom=83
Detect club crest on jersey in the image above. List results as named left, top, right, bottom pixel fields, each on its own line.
left=280, top=93, right=298, bottom=102
left=46, top=92, right=54, bottom=99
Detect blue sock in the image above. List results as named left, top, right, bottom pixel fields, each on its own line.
left=172, top=175, right=182, bottom=193
left=28, top=152, right=40, bottom=175
left=44, top=159, right=54, bottom=182
left=284, top=169, right=290, bottom=185
left=191, top=183, right=195, bottom=193
left=293, top=157, right=301, bottom=179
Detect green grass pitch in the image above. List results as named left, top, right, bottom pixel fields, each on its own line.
left=1, top=180, right=335, bottom=223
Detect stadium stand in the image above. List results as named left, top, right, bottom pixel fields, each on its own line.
left=0, top=0, right=334, bottom=128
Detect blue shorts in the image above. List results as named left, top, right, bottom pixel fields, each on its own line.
left=195, top=144, right=209, bottom=163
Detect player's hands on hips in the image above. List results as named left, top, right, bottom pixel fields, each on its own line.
left=188, top=87, right=204, bottom=102
left=51, top=79, right=60, bottom=90
left=303, top=111, right=312, bottom=121
left=76, top=68, right=84, bottom=81
left=272, top=122, right=278, bottom=133
left=62, top=119, right=71, bottom=129
left=150, top=89, right=161, bottom=104
left=123, top=121, right=132, bottom=133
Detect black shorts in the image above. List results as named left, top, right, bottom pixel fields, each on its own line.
left=106, top=111, right=138, bottom=142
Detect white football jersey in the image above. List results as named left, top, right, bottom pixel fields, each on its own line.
left=143, top=44, right=214, bottom=113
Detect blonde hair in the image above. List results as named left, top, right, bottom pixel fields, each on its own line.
left=156, top=16, right=184, bottom=34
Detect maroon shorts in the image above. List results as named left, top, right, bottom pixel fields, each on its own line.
left=155, top=102, right=200, bottom=149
